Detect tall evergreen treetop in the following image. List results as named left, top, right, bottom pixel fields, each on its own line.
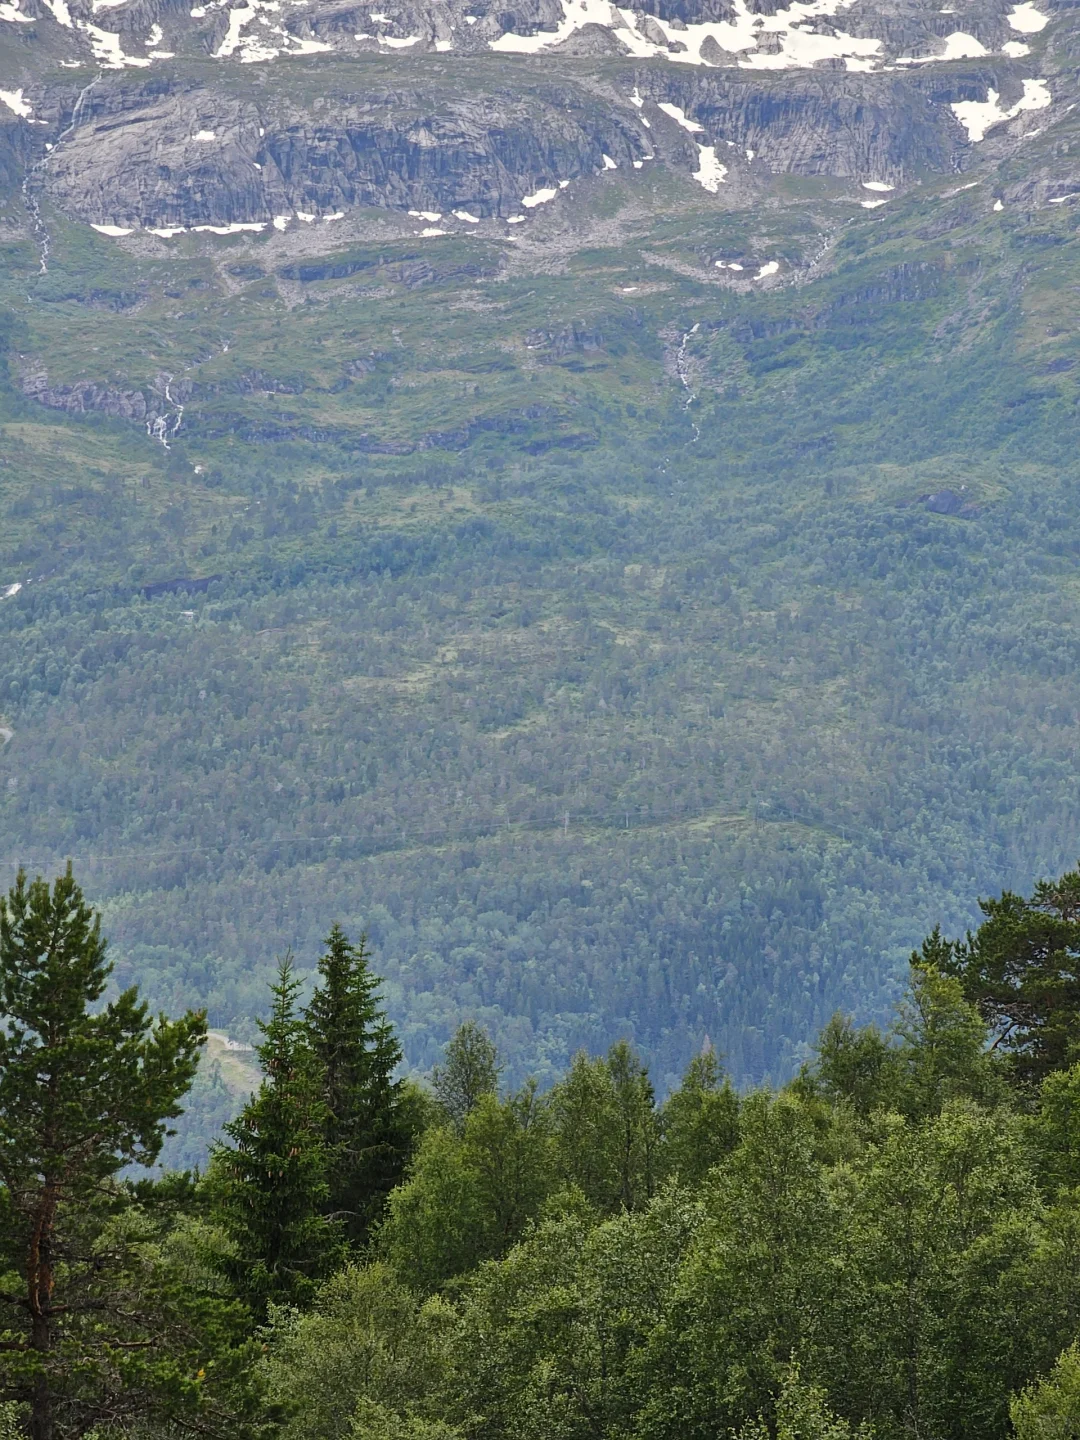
left=212, top=957, right=339, bottom=1313
left=939, top=866, right=1080, bottom=1086
left=0, top=866, right=206, bottom=1440
left=303, top=926, right=411, bottom=1244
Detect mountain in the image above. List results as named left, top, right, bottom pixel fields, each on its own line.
left=2, top=0, right=1080, bottom=1122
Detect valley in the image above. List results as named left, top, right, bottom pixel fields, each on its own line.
left=2, top=0, right=1080, bottom=1159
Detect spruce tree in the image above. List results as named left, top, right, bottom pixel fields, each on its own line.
left=302, top=926, right=411, bottom=1245
left=212, top=957, right=339, bottom=1312
left=0, top=866, right=206, bottom=1440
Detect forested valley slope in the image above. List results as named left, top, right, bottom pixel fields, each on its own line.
left=3, top=0, right=1080, bottom=1114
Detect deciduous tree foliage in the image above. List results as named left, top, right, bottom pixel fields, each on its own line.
left=8, top=865, right=1080, bottom=1440
left=264, top=870, right=1080, bottom=1440
left=432, top=1023, right=501, bottom=1133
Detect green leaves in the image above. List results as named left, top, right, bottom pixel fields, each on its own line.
left=259, top=945, right=1080, bottom=1440
left=1012, top=1343, right=1080, bottom=1440
left=262, top=1263, right=459, bottom=1440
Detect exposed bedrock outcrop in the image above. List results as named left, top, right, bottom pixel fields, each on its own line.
left=40, top=77, right=657, bottom=222
left=33, top=57, right=1003, bottom=228
left=632, top=66, right=989, bottom=174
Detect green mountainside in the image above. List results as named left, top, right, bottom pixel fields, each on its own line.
left=4, top=29, right=1080, bottom=1129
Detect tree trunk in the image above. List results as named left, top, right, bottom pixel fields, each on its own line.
left=27, top=1182, right=57, bottom=1440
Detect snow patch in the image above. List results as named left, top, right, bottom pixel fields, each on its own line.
left=193, top=128, right=217, bottom=140
left=522, top=186, right=558, bottom=207
left=506, top=215, right=525, bottom=223
left=91, top=223, right=134, bottom=235
left=381, top=32, right=420, bottom=45
left=192, top=221, right=266, bottom=232
left=898, top=29, right=986, bottom=61
left=618, top=0, right=884, bottom=71
left=940, top=30, right=986, bottom=56
left=454, top=209, right=480, bottom=222
left=490, top=0, right=617, bottom=52
left=1008, top=2, right=1047, bottom=31
left=0, top=2, right=33, bottom=21
left=756, top=260, right=779, bottom=278
left=1002, top=40, right=1030, bottom=55
left=0, top=89, right=31, bottom=118
left=862, top=180, right=893, bottom=191
left=435, top=37, right=452, bottom=49
left=860, top=198, right=887, bottom=208
left=602, top=153, right=618, bottom=169
left=408, top=209, right=442, bottom=221
left=658, top=100, right=703, bottom=132
left=42, top=0, right=73, bottom=24
left=81, top=19, right=153, bottom=63
left=149, top=225, right=186, bottom=237
left=692, top=145, right=727, bottom=191
left=420, top=226, right=447, bottom=235
left=287, top=34, right=332, bottom=51
left=3, top=583, right=22, bottom=598
left=216, top=3, right=275, bottom=59
left=952, top=78, right=1050, bottom=142
left=273, top=214, right=290, bottom=230
left=993, top=198, right=1004, bottom=210
left=323, top=210, right=345, bottom=220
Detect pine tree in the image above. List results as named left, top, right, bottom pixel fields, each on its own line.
left=303, top=926, right=411, bottom=1245
left=938, top=867, right=1080, bottom=1086
left=211, top=957, right=339, bottom=1313
left=0, top=866, right=206, bottom=1440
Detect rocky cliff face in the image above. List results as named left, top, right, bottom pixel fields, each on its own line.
left=0, top=0, right=1070, bottom=239
left=0, top=0, right=1077, bottom=451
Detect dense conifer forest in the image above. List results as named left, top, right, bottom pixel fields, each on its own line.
left=2, top=863, right=1080, bottom=1440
